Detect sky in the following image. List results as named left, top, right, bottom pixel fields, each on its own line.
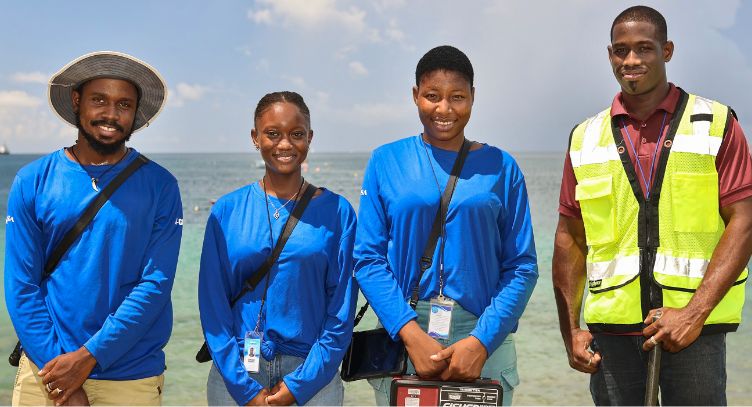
left=0, top=0, right=750, bottom=154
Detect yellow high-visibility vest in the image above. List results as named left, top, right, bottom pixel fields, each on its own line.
left=569, top=90, right=746, bottom=333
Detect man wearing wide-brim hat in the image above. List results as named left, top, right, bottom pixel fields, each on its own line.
left=5, top=51, right=183, bottom=406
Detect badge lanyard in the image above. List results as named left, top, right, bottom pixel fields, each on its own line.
left=243, top=178, right=304, bottom=372
left=420, top=138, right=449, bottom=298
left=620, top=112, right=668, bottom=199
left=420, top=138, right=456, bottom=341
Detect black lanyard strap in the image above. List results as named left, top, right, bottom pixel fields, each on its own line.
left=45, top=153, right=149, bottom=277
left=229, top=182, right=318, bottom=307
left=9, top=152, right=149, bottom=367
left=411, top=138, right=471, bottom=307
left=353, top=138, right=471, bottom=326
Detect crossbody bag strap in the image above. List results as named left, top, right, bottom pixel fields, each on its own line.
left=11, top=152, right=149, bottom=367
left=409, top=138, right=471, bottom=307
left=228, top=182, right=318, bottom=307
left=44, top=153, right=149, bottom=277
left=353, top=139, right=471, bottom=327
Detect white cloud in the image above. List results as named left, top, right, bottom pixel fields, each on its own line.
left=248, top=0, right=367, bottom=32
left=256, top=58, right=271, bottom=73
left=372, top=0, right=407, bottom=12
left=11, top=71, right=48, bottom=84
left=282, top=75, right=307, bottom=88
left=323, top=100, right=412, bottom=126
left=176, top=83, right=207, bottom=101
left=169, top=83, right=209, bottom=107
left=0, top=90, right=42, bottom=107
left=348, top=61, right=368, bottom=76
left=0, top=106, right=71, bottom=153
left=248, top=8, right=272, bottom=24
left=335, top=45, right=357, bottom=60
left=384, top=19, right=405, bottom=42
left=236, top=45, right=254, bottom=57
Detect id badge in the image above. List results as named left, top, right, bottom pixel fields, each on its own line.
left=428, top=296, right=454, bottom=340
left=244, top=331, right=262, bottom=373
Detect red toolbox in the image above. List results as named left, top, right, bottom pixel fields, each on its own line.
left=390, top=375, right=503, bottom=406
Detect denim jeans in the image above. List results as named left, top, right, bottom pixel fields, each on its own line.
left=207, top=354, right=344, bottom=406
left=369, top=301, right=518, bottom=406
left=590, top=333, right=726, bottom=406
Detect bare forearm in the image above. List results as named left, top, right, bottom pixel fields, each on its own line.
left=552, top=215, right=603, bottom=372
left=552, top=216, right=588, bottom=340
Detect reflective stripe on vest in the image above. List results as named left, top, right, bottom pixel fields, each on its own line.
left=570, top=91, right=746, bottom=332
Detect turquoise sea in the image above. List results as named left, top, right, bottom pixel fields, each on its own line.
left=0, top=152, right=749, bottom=405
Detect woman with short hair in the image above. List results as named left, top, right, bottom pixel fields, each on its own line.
left=354, top=45, right=539, bottom=406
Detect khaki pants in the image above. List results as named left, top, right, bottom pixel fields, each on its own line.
left=12, top=353, right=164, bottom=406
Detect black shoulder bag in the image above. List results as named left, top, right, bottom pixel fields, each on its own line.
left=341, top=139, right=471, bottom=381
left=8, top=153, right=150, bottom=367
left=195, top=183, right=318, bottom=363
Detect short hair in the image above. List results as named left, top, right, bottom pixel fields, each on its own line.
left=254, top=91, right=311, bottom=126
left=415, top=45, right=474, bottom=87
left=611, top=5, right=667, bottom=44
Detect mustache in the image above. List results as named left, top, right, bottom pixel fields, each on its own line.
left=90, top=120, right=124, bottom=133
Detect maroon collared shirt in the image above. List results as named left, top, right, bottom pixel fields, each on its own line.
left=559, top=84, right=752, bottom=218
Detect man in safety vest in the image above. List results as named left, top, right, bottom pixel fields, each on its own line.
left=552, top=5, right=752, bottom=405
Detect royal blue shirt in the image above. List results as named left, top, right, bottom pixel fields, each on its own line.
left=4, top=148, right=183, bottom=380
left=354, top=135, right=538, bottom=354
left=198, top=183, right=357, bottom=405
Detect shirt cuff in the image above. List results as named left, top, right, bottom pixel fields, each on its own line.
left=238, top=384, right=264, bottom=406
left=82, top=340, right=106, bottom=370
left=558, top=203, right=582, bottom=219
left=283, top=374, right=313, bottom=406
left=470, top=330, right=495, bottom=355
left=387, top=309, right=418, bottom=341
left=720, top=185, right=752, bottom=208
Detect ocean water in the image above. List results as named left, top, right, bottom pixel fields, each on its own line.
left=0, top=152, right=749, bottom=405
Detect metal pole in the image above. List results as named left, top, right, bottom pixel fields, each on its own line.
left=644, top=344, right=662, bottom=405
left=644, top=311, right=663, bottom=406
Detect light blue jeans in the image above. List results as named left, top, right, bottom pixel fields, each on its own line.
left=369, top=301, right=519, bottom=406
left=207, top=354, right=344, bottom=406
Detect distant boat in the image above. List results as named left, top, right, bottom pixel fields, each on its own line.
left=0, top=143, right=9, bottom=155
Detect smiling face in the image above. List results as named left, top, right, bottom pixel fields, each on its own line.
left=251, top=102, right=313, bottom=176
left=72, top=78, right=138, bottom=155
left=608, top=20, right=673, bottom=96
left=413, top=69, right=474, bottom=149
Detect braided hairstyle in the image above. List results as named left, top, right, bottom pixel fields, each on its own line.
left=254, top=91, right=311, bottom=127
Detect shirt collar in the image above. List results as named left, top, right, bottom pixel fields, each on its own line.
left=610, top=83, right=680, bottom=119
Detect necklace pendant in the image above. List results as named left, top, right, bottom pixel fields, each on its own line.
left=91, top=178, right=100, bottom=192
left=273, top=211, right=280, bottom=220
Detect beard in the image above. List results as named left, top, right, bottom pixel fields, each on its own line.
left=76, top=116, right=132, bottom=155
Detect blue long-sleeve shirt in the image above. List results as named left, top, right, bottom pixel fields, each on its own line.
left=4, top=148, right=183, bottom=379
left=354, top=135, right=538, bottom=354
left=198, top=183, right=357, bottom=405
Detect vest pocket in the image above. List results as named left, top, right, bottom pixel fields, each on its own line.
left=670, top=172, right=719, bottom=233
left=585, top=273, right=642, bottom=325
left=575, top=175, right=615, bottom=245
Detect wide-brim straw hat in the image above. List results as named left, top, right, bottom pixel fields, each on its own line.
left=49, top=51, right=167, bottom=133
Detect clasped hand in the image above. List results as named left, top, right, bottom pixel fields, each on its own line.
left=245, top=381, right=296, bottom=406
left=400, top=321, right=488, bottom=382
left=38, top=347, right=96, bottom=406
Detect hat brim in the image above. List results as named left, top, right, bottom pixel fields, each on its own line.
left=49, top=51, right=167, bottom=133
